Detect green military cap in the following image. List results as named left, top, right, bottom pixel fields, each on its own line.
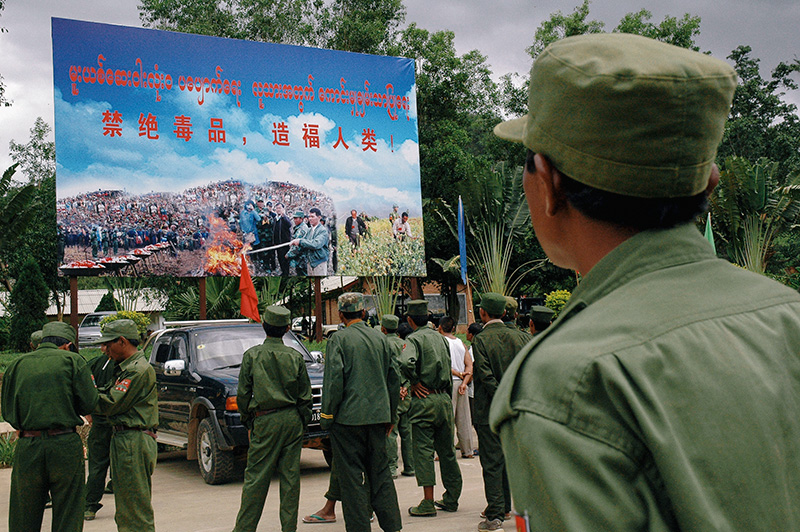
left=30, top=330, right=43, bottom=348
left=42, top=321, right=77, bottom=344
left=338, top=292, right=364, bottom=312
left=94, top=319, right=140, bottom=344
left=494, top=33, right=737, bottom=198
left=479, top=293, right=507, bottom=317
left=381, top=314, right=399, bottom=331
left=504, top=296, right=518, bottom=315
left=529, top=305, right=555, bottom=321
left=293, top=210, right=305, bottom=218
left=263, top=305, right=291, bottom=326
left=406, top=299, right=427, bottom=316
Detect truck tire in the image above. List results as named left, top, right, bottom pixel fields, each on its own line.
left=197, top=418, right=235, bottom=485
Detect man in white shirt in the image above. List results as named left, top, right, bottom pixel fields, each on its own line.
left=438, top=316, right=474, bottom=458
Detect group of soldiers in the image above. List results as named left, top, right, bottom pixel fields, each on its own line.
left=234, top=291, right=549, bottom=532
left=2, top=319, right=158, bottom=532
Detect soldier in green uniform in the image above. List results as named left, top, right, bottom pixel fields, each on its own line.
left=28, top=329, right=43, bottom=350
left=491, top=33, right=800, bottom=531
left=92, top=319, right=158, bottom=532
left=84, top=351, right=117, bottom=521
left=527, top=306, right=554, bottom=335
left=401, top=300, right=462, bottom=517
left=232, top=305, right=312, bottom=532
left=381, top=314, right=414, bottom=478
left=320, top=293, right=402, bottom=532
left=286, top=210, right=308, bottom=275
left=1, top=321, right=98, bottom=532
left=471, top=293, right=530, bottom=531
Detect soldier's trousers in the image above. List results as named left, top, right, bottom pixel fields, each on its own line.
left=325, top=456, right=340, bottom=501
left=330, top=423, right=402, bottom=532
left=234, top=408, right=303, bottom=532
left=110, top=430, right=157, bottom=532
left=9, top=431, right=84, bottom=532
left=85, top=422, right=113, bottom=512
left=408, top=392, right=462, bottom=507
left=387, top=410, right=413, bottom=474
left=475, top=424, right=510, bottom=521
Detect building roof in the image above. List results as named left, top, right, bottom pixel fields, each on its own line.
left=0, top=288, right=168, bottom=317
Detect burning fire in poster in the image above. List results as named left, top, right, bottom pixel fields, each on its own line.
left=204, top=216, right=250, bottom=275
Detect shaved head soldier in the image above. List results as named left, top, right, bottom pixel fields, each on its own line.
left=491, top=33, right=800, bottom=531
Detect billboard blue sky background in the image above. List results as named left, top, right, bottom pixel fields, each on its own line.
left=52, top=18, right=422, bottom=221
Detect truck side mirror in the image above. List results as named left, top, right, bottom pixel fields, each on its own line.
left=164, top=359, right=186, bottom=376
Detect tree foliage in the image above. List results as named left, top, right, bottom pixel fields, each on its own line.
left=719, top=46, right=800, bottom=181
left=8, top=256, right=49, bottom=351
left=526, top=0, right=604, bottom=59
left=709, top=156, right=800, bottom=274
left=614, top=10, right=701, bottom=50
left=8, top=118, right=55, bottom=185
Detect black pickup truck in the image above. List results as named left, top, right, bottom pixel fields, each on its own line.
left=144, top=322, right=329, bottom=484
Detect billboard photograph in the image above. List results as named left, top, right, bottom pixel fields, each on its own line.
left=52, top=18, right=425, bottom=278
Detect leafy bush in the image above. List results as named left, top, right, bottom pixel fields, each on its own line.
left=95, top=291, right=120, bottom=312
left=544, top=289, right=571, bottom=319
left=99, top=311, right=149, bottom=340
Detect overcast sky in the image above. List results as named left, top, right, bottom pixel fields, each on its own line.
left=1, top=0, right=798, bottom=173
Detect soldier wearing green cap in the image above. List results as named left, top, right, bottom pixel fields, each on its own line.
left=233, top=305, right=312, bottom=532
left=471, top=293, right=530, bottom=530
left=528, top=306, right=554, bottom=335
left=320, top=293, right=402, bottom=532
left=400, top=299, right=462, bottom=517
left=381, top=313, right=414, bottom=478
left=28, top=329, right=43, bottom=350
left=1, top=321, right=98, bottom=532
left=491, top=33, right=800, bottom=531
left=92, top=319, right=158, bottom=532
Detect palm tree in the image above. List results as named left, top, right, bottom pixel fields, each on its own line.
left=710, top=156, right=800, bottom=274
left=431, top=163, right=545, bottom=295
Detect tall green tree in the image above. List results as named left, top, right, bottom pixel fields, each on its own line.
left=0, top=0, right=11, bottom=107
left=8, top=117, right=55, bottom=185
left=718, top=46, right=800, bottom=181
left=8, top=256, right=49, bottom=351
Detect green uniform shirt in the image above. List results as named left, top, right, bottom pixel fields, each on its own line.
left=321, top=321, right=399, bottom=427
left=491, top=223, right=800, bottom=531
left=95, top=351, right=158, bottom=430
left=386, top=334, right=410, bottom=415
left=471, top=321, right=530, bottom=426
left=402, top=325, right=451, bottom=391
left=1, top=343, right=98, bottom=430
left=88, top=354, right=116, bottom=425
left=237, top=336, right=313, bottom=430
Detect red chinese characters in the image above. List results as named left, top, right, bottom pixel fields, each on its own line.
left=272, top=122, right=290, bottom=146
left=174, top=115, right=193, bottom=142
left=302, top=123, right=320, bottom=148
left=209, top=118, right=226, bottom=143
left=138, top=113, right=159, bottom=140
left=333, top=126, right=349, bottom=150
left=102, top=110, right=123, bottom=137
left=361, top=128, right=377, bottom=152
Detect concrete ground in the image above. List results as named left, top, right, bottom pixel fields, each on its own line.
left=0, top=447, right=511, bottom=532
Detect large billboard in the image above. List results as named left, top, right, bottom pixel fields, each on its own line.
left=52, top=18, right=425, bottom=278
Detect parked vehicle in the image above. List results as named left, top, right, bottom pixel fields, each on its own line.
left=77, top=311, right=117, bottom=346
left=290, top=316, right=339, bottom=338
left=144, top=322, right=329, bottom=484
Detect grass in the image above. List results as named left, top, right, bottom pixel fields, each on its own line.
left=0, top=433, right=15, bottom=468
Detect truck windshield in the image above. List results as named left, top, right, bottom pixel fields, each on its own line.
left=191, top=326, right=312, bottom=371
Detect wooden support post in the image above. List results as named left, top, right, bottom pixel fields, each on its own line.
left=409, top=277, right=423, bottom=299
left=314, top=278, right=323, bottom=342
left=199, top=277, right=207, bottom=320
left=70, top=276, right=79, bottom=346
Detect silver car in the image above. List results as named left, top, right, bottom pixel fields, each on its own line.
left=77, top=311, right=117, bottom=346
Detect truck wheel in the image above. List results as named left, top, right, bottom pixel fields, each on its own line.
left=197, top=418, right=235, bottom=485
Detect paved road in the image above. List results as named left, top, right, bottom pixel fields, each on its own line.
left=0, top=448, right=511, bottom=532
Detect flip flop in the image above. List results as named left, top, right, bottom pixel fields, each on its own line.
left=302, top=514, right=336, bottom=524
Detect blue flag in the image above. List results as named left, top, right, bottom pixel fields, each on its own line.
left=458, top=196, right=467, bottom=284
